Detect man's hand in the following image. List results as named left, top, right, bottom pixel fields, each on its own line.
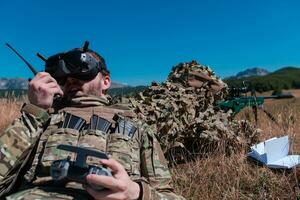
left=85, top=159, right=141, bottom=200
left=28, top=72, right=64, bottom=109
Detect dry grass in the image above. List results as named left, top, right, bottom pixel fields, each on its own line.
left=172, top=154, right=298, bottom=199
left=1, top=93, right=300, bottom=199
left=0, top=98, right=24, bottom=131
left=172, top=90, right=300, bottom=199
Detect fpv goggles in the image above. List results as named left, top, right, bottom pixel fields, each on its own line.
left=42, top=41, right=106, bottom=85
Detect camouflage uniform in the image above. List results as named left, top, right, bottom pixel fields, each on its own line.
left=0, top=95, right=185, bottom=200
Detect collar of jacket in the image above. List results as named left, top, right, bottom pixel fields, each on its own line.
left=66, top=95, right=110, bottom=107
left=51, top=95, right=111, bottom=112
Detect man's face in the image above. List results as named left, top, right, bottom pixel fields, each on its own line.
left=63, top=73, right=111, bottom=98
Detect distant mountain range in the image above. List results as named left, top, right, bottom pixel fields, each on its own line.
left=1, top=66, right=300, bottom=95
left=224, top=66, right=300, bottom=92
left=235, top=67, right=269, bottom=78
left=0, top=67, right=269, bottom=90
left=0, top=78, right=128, bottom=90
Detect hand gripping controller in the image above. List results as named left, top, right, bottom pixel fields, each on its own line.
left=50, top=144, right=112, bottom=190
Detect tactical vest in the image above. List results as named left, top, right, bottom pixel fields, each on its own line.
left=24, top=103, right=141, bottom=188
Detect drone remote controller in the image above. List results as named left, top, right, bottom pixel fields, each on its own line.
left=50, top=144, right=112, bottom=190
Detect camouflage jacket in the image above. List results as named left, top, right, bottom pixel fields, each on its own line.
left=0, top=96, right=185, bottom=200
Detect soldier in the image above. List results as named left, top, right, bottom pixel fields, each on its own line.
left=0, top=44, right=185, bottom=199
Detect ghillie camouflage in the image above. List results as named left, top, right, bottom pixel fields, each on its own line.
left=127, top=61, right=260, bottom=162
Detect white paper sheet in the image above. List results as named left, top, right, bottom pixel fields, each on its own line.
left=248, top=136, right=300, bottom=169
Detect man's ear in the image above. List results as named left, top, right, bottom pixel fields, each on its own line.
left=101, top=75, right=111, bottom=91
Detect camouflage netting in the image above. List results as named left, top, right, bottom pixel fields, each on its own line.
left=128, top=61, right=260, bottom=162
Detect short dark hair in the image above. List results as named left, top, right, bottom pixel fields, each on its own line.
left=87, top=50, right=110, bottom=77
left=73, top=47, right=110, bottom=77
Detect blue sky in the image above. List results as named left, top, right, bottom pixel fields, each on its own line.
left=0, top=0, right=300, bottom=86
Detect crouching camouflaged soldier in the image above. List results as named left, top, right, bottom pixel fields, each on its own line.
left=0, top=44, right=185, bottom=200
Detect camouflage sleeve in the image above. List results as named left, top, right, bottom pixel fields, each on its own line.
left=139, top=126, right=186, bottom=200
left=0, top=103, right=50, bottom=180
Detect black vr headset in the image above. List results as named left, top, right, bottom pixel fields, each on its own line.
left=43, top=41, right=107, bottom=85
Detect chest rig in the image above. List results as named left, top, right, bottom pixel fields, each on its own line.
left=24, top=104, right=140, bottom=185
